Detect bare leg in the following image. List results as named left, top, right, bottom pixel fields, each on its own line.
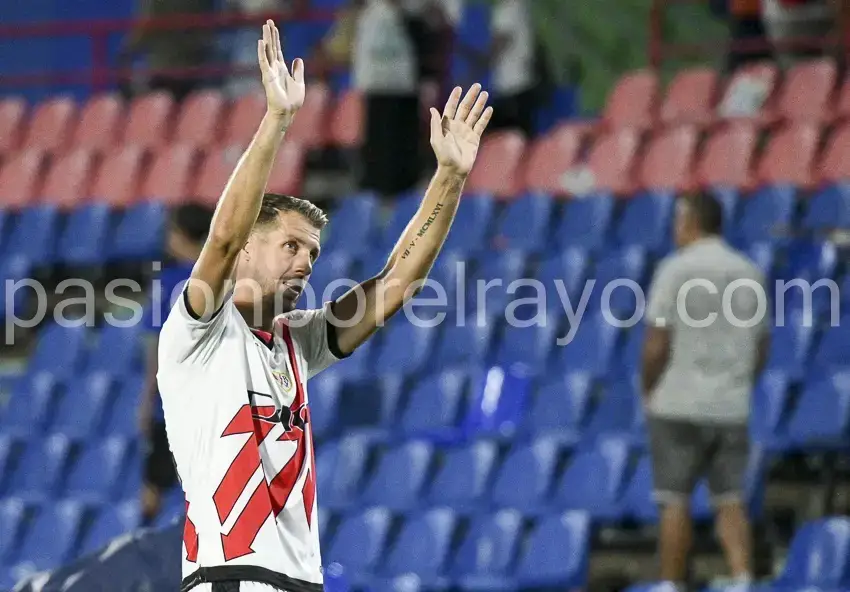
left=659, top=501, right=693, bottom=583
left=716, top=499, right=753, bottom=580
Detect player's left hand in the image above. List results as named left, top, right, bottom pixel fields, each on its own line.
left=429, top=84, right=493, bottom=176
left=258, top=19, right=306, bottom=128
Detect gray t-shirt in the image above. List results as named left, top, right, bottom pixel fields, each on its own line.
left=644, top=237, right=769, bottom=424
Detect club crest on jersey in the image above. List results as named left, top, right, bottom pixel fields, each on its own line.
left=272, top=369, right=293, bottom=392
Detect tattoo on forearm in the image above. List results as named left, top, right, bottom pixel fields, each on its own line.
left=401, top=202, right=445, bottom=260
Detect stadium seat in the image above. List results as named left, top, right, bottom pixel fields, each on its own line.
left=603, top=70, right=658, bottom=130
left=819, top=123, right=850, bottom=184
left=111, top=201, right=167, bottom=261
left=266, top=141, right=305, bottom=195
left=432, top=317, right=494, bottom=371
left=330, top=89, right=364, bottom=148
left=322, top=193, right=379, bottom=256
left=0, top=96, right=26, bottom=154
left=765, top=311, right=814, bottom=381
left=753, top=123, right=819, bottom=189
left=40, top=148, right=96, bottom=208
left=624, top=584, right=680, bottom=592
left=554, top=312, right=619, bottom=378
left=5, top=204, right=59, bottom=265
left=466, top=249, right=527, bottom=314
left=81, top=500, right=142, bottom=555
left=1, top=373, right=58, bottom=436
left=426, top=439, right=498, bottom=511
left=635, top=125, right=698, bottom=192
left=377, top=192, right=425, bottom=250
left=553, top=437, right=631, bottom=520
left=494, top=321, right=558, bottom=376
left=359, top=441, right=433, bottom=510
left=451, top=509, right=523, bottom=586
left=286, top=82, right=331, bottom=149
left=771, top=516, right=850, bottom=589
left=325, top=508, right=392, bottom=580
left=16, top=500, right=85, bottom=571
left=535, top=247, right=590, bottom=312
left=0, top=149, right=46, bottom=209
left=554, top=194, right=614, bottom=252
left=64, top=436, right=133, bottom=502
left=467, top=131, right=526, bottom=197
left=51, top=372, right=114, bottom=438
left=490, top=437, right=560, bottom=513
left=770, top=58, right=836, bottom=123
left=777, top=239, right=837, bottom=286
left=809, top=318, right=850, bottom=373
left=22, top=96, right=76, bottom=152
left=693, top=122, right=758, bottom=189
left=400, top=369, right=467, bottom=441
left=521, top=372, right=593, bottom=442
left=491, top=193, right=554, bottom=251
left=172, top=89, right=226, bottom=146
left=522, top=123, right=586, bottom=195
left=302, top=251, right=354, bottom=305
left=584, top=380, right=644, bottom=446
left=316, top=435, right=373, bottom=511
left=222, top=92, right=265, bottom=147
left=734, top=185, right=795, bottom=244
left=786, top=372, right=850, bottom=449
left=374, top=318, right=437, bottom=377
left=443, top=195, right=496, bottom=251
left=616, top=191, right=674, bottom=253
left=621, top=455, right=658, bottom=522
left=121, top=91, right=175, bottom=148
left=102, top=375, right=143, bottom=436
left=804, top=184, right=850, bottom=231
left=580, top=129, right=640, bottom=195
left=87, top=323, right=144, bottom=376
left=139, top=144, right=198, bottom=204
left=718, top=61, right=778, bottom=121
left=514, top=511, right=591, bottom=588
left=0, top=498, right=26, bottom=564
left=659, top=67, right=718, bottom=127
left=588, top=246, right=649, bottom=317
left=417, top=249, right=466, bottom=304
left=57, top=203, right=112, bottom=266
left=70, top=93, right=124, bottom=151
left=310, top=369, right=341, bottom=441
left=743, top=241, right=775, bottom=276
left=618, top=324, right=645, bottom=378
left=379, top=508, right=456, bottom=580
left=193, top=146, right=243, bottom=206
left=90, top=144, right=145, bottom=207
left=749, top=370, right=791, bottom=449
left=8, top=434, right=73, bottom=502
left=0, top=434, right=17, bottom=495
left=27, top=323, right=87, bottom=382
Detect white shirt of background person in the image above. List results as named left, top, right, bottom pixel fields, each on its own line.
left=491, top=0, right=535, bottom=96
left=354, top=0, right=418, bottom=94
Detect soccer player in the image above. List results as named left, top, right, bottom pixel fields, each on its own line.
left=157, top=20, right=492, bottom=592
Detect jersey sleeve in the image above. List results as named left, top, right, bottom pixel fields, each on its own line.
left=644, top=258, right=678, bottom=328
left=281, top=302, right=350, bottom=380
left=158, top=287, right=232, bottom=365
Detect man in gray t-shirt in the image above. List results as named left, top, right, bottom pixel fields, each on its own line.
left=642, top=192, right=770, bottom=586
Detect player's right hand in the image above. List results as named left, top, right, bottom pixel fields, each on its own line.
left=258, top=19, right=306, bottom=129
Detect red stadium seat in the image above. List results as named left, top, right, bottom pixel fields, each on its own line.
left=693, top=122, right=758, bottom=189
left=817, top=123, right=850, bottom=184
left=635, top=125, right=698, bottom=192
left=140, top=144, right=199, bottom=204
left=91, top=145, right=146, bottom=207
left=659, top=67, right=718, bottom=126
left=754, top=123, right=819, bottom=188
left=122, top=91, right=176, bottom=148
left=770, top=58, right=836, bottom=124
left=521, top=123, right=586, bottom=196
left=717, top=61, right=778, bottom=121
left=23, top=96, right=76, bottom=152
left=0, top=149, right=46, bottom=209
left=266, top=142, right=305, bottom=195
left=286, top=83, right=331, bottom=150
left=222, top=92, right=265, bottom=148
left=194, top=146, right=243, bottom=206
left=71, top=94, right=124, bottom=151
left=581, top=129, right=640, bottom=195
left=330, top=90, right=364, bottom=148
left=41, top=148, right=97, bottom=208
left=0, top=97, right=26, bottom=154
left=173, top=89, right=227, bottom=146
left=603, top=70, right=658, bottom=130
left=466, top=131, right=526, bottom=198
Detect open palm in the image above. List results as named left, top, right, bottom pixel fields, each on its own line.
left=429, top=84, right=493, bottom=175
left=257, top=20, right=305, bottom=128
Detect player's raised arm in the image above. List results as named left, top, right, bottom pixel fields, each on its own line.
left=331, top=84, right=493, bottom=355
left=186, top=20, right=305, bottom=319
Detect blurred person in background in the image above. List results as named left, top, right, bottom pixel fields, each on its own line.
left=118, top=0, right=216, bottom=100
left=138, top=203, right=214, bottom=525
left=312, top=0, right=366, bottom=81
left=642, top=192, right=771, bottom=589
left=761, top=0, right=837, bottom=62
left=713, top=0, right=773, bottom=71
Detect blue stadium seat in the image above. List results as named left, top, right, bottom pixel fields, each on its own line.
left=374, top=318, right=437, bottom=377
left=0, top=435, right=17, bottom=496
left=400, top=369, right=467, bottom=442
left=467, top=249, right=527, bottom=314
left=514, top=511, right=591, bottom=588
left=304, top=252, right=354, bottom=306
left=432, top=315, right=494, bottom=371
left=584, top=380, right=644, bottom=446
left=6, top=205, right=60, bottom=265
left=426, top=440, right=498, bottom=511
left=359, top=441, right=433, bottom=510
left=325, top=508, right=392, bottom=581
left=0, top=209, right=8, bottom=252
left=554, top=193, right=614, bottom=252
left=749, top=371, right=791, bottom=450
left=490, top=437, right=560, bottom=513
left=494, top=322, right=558, bottom=375
left=622, top=456, right=658, bottom=523
left=17, top=500, right=85, bottom=570
left=0, top=498, right=25, bottom=565
left=316, top=435, right=373, bottom=511
left=310, top=368, right=341, bottom=441
left=588, top=246, right=649, bottom=317
left=58, top=204, right=112, bottom=266
left=708, top=186, right=740, bottom=235
left=81, top=500, right=141, bottom=555
left=331, top=338, right=374, bottom=382
left=618, top=325, right=645, bottom=378
left=734, top=185, right=795, bottom=245
left=521, top=372, right=593, bottom=443
left=535, top=248, right=589, bottom=312
left=553, top=438, right=631, bottom=520
left=102, top=375, right=143, bottom=436
left=424, top=249, right=467, bottom=304
left=0, top=255, right=32, bottom=320
left=553, top=313, right=619, bottom=378
left=111, top=202, right=167, bottom=261
left=26, top=323, right=88, bottom=383
left=777, top=240, right=837, bottom=284
left=452, top=509, right=523, bottom=587
left=8, top=434, right=73, bottom=502
left=1, top=372, right=58, bottom=436
left=380, top=508, right=456, bottom=580
left=86, top=322, right=145, bottom=376
left=766, top=312, right=814, bottom=381
left=616, top=191, right=674, bottom=253
left=786, top=373, right=850, bottom=450
left=804, top=183, right=850, bottom=232
left=491, top=193, right=554, bottom=252
left=379, top=192, right=421, bottom=250
left=443, top=196, right=496, bottom=251
left=771, top=517, right=850, bottom=589
left=743, top=242, right=775, bottom=276
left=51, top=372, right=114, bottom=438
left=323, top=193, right=379, bottom=257
left=624, top=583, right=681, bottom=592
left=65, top=436, right=133, bottom=502
left=808, top=319, right=850, bottom=376
left=464, top=365, right=531, bottom=439
left=336, top=372, right=403, bottom=434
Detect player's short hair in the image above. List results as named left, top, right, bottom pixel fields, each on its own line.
left=171, top=203, right=214, bottom=244
left=682, top=191, right=723, bottom=235
left=256, top=193, right=328, bottom=230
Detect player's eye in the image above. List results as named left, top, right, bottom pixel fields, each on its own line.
left=284, top=241, right=298, bottom=253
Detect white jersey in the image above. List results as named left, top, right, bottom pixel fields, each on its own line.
left=157, top=291, right=344, bottom=592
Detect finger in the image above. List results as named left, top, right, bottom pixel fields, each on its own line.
left=442, top=86, right=462, bottom=119
left=292, top=58, right=305, bottom=83
left=455, top=83, right=481, bottom=121
left=428, top=107, right=442, bottom=140
left=257, top=40, right=270, bottom=75
left=272, top=20, right=284, bottom=62
left=263, top=23, right=273, bottom=63
left=473, top=106, right=494, bottom=135
left=465, top=90, right=489, bottom=126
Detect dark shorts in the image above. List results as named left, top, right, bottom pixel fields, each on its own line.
left=647, top=416, right=750, bottom=505
left=144, top=421, right=178, bottom=490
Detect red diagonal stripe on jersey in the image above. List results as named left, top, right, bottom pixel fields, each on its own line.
left=269, top=432, right=306, bottom=515
left=183, top=501, right=199, bottom=562
left=220, top=477, right=272, bottom=561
